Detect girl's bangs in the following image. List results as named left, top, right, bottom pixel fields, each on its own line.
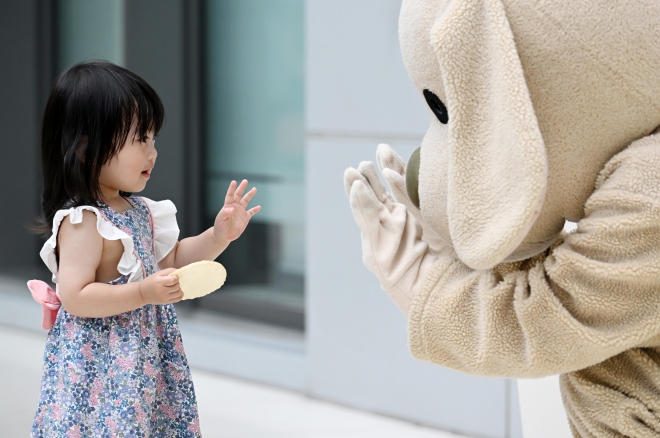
left=113, top=75, right=165, bottom=153
left=131, top=85, right=164, bottom=139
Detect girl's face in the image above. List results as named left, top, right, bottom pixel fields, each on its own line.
left=99, top=129, right=157, bottom=195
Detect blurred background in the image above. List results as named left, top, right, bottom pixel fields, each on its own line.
left=0, top=1, right=522, bottom=437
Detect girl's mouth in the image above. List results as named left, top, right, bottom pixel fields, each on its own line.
left=141, top=170, right=151, bottom=179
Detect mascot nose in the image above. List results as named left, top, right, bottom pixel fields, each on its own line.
left=406, top=147, right=421, bottom=208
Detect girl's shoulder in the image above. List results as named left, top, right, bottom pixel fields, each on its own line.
left=40, top=204, right=141, bottom=283
left=40, top=199, right=180, bottom=283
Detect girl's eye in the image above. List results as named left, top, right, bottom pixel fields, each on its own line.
left=140, top=133, right=157, bottom=142
left=423, top=89, right=448, bottom=124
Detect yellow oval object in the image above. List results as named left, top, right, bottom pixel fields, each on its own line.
left=172, top=260, right=227, bottom=300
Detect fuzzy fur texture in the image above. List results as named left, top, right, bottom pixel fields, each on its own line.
left=346, top=0, right=660, bottom=436
left=409, top=135, right=660, bottom=436
left=400, top=0, right=660, bottom=268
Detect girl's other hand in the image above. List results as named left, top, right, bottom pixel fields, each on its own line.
left=213, top=179, right=261, bottom=243
left=139, top=268, right=183, bottom=305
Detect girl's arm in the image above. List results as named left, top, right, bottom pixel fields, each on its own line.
left=58, top=210, right=182, bottom=318
left=160, top=229, right=229, bottom=270
left=159, top=179, right=260, bottom=269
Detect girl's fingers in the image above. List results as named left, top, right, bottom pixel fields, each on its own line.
left=247, top=205, right=261, bottom=218
left=234, top=179, right=248, bottom=200
left=165, top=284, right=181, bottom=293
left=217, top=207, right=234, bottom=222
left=225, top=180, right=237, bottom=205
left=241, top=187, right=257, bottom=207
left=162, top=275, right=179, bottom=287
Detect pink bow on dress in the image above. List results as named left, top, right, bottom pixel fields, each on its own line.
left=27, top=280, right=61, bottom=330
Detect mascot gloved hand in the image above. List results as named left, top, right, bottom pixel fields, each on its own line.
left=344, top=146, right=454, bottom=315
left=345, top=0, right=660, bottom=436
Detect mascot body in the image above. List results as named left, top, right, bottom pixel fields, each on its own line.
left=345, top=0, right=660, bottom=436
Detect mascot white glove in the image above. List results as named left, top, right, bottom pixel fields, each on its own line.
left=375, top=144, right=452, bottom=257
left=344, top=152, right=440, bottom=316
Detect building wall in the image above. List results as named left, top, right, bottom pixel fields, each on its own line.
left=0, top=0, right=48, bottom=268
left=58, top=0, right=124, bottom=69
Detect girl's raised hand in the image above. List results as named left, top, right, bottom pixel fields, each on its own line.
left=213, top=180, right=261, bottom=243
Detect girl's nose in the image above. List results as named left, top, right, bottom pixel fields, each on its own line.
left=148, top=141, right=157, bottom=161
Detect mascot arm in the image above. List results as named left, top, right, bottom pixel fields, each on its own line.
left=409, top=135, right=660, bottom=378
left=344, top=160, right=443, bottom=316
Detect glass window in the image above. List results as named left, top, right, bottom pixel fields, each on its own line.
left=58, top=0, right=124, bottom=70
left=203, top=0, right=305, bottom=330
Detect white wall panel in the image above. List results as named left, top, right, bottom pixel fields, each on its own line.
left=306, top=0, right=428, bottom=137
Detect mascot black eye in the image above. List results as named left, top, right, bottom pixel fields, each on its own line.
left=423, top=89, right=448, bottom=124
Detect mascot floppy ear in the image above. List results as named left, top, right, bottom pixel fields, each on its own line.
left=430, top=0, right=547, bottom=270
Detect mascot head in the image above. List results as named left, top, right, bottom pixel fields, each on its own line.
left=399, top=0, right=660, bottom=269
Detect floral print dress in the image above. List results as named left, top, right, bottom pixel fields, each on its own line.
left=31, top=197, right=201, bottom=438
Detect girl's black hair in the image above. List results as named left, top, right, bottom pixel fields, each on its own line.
left=34, top=60, right=164, bottom=238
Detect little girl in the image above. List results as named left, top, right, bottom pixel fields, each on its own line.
left=28, top=61, right=260, bottom=437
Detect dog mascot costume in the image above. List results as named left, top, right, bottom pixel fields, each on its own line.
left=344, top=0, right=660, bottom=436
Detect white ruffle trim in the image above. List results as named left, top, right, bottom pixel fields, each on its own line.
left=40, top=206, right=142, bottom=284
left=142, top=197, right=179, bottom=262
left=39, top=199, right=179, bottom=284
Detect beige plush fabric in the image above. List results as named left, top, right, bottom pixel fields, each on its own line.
left=409, top=135, right=660, bottom=436
left=399, top=0, right=660, bottom=269
left=346, top=0, right=660, bottom=436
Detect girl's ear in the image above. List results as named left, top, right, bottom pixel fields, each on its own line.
left=430, top=0, right=548, bottom=270
left=75, top=136, right=88, bottom=162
